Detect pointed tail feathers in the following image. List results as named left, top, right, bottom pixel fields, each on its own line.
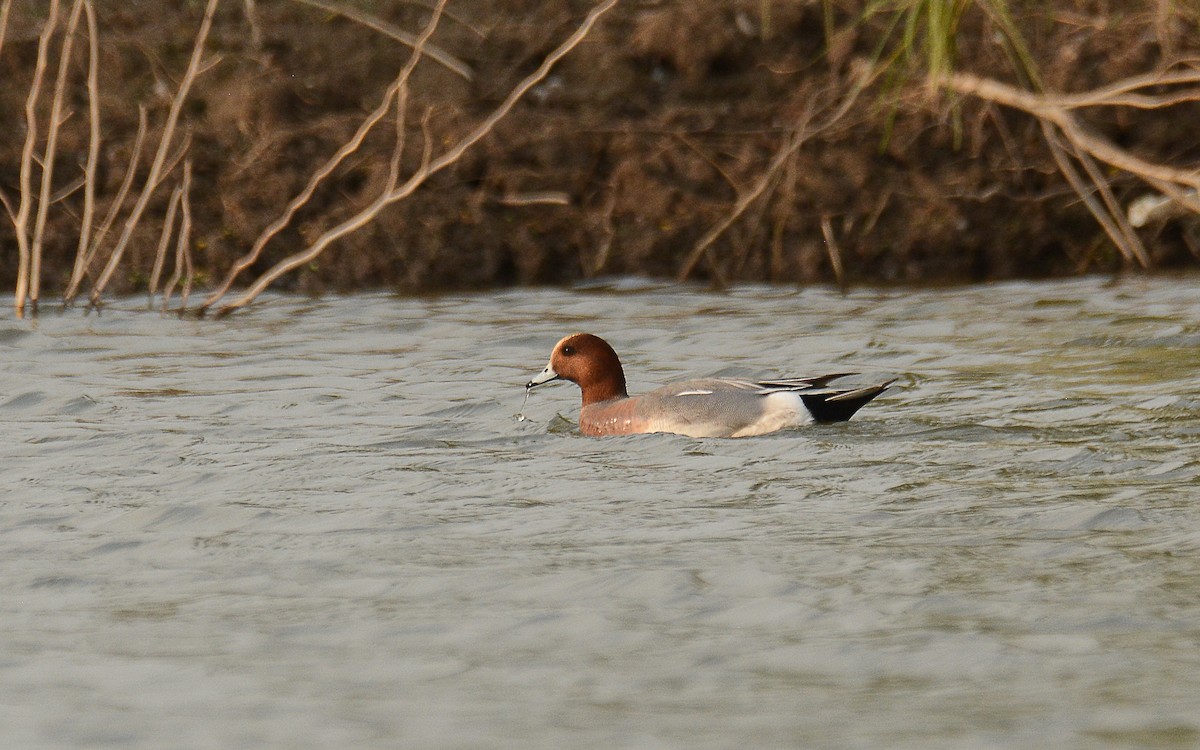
left=800, top=379, right=895, bottom=424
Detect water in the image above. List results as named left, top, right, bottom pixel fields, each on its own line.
left=2, top=276, right=1198, bottom=749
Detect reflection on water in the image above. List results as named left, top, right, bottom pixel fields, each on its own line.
left=2, top=276, right=1199, bottom=749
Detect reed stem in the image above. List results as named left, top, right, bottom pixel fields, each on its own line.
left=30, top=0, right=85, bottom=315
left=88, top=0, right=218, bottom=311
left=13, top=0, right=61, bottom=317
left=216, top=0, right=619, bottom=315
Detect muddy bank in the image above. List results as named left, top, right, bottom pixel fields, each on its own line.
left=2, top=0, right=1198, bottom=301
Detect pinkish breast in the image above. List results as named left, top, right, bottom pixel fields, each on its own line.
left=578, top=398, right=651, bottom=436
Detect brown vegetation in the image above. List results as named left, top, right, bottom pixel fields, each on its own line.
left=2, top=1, right=1199, bottom=316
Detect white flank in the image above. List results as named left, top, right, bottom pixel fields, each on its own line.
left=730, top=391, right=810, bottom=437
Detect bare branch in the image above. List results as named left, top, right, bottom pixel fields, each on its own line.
left=64, top=0, right=103, bottom=299
left=940, top=70, right=1200, bottom=267
left=148, top=182, right=184, bottom=305
left=588, top=182, right=618, bottom=275
left=57, top=3, right=98, bottom=303
left=13, top=0, right=61, bottom=317
left=1042, top=123, right=1148, bottom=268
left=65, top=106, right=148, bottom=305
left=216, top=0, right=619, bottom=316
left=162, top=161, right=194, bottom=313
left=677, top=65, right=878, bottom=282
left=291, top=0, right=473, bottom=81
left=0, top=0, right=12, bottom=60
left=157, top=129, right=195, bottom=189
left=30, top=0, right=86, bottom=313
left=1055, top=69, right=1200, bottom=110
left=88, top=0, right=218, bottom=311
left=0, top=188, right=14, bottom=224
left=941, top=72, right=1200, bottom=193
left=819, top=215, right=847, bottom=291
left=0, top=0, right=13, bottom=209
left=495, top=192, right=572, bottom=207
left=242, top=0, right=262, bottom=50
left=386, top=0, right=618, bottom=206
left=49, top=174, right=86, bottom=204
left=201, top=0, right=450, bottom=313
left=1070, top=133, right=1150, bottom=267
left=676, top=128, right=803, bottom=284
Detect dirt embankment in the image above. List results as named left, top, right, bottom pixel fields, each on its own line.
left=2, top=1, right=1199, bottom=299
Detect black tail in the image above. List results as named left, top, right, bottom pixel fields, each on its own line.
left=801, top=380, right=895, bottom=424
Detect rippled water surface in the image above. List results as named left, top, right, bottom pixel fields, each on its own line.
left=3, top=276, right=1199, bottom=749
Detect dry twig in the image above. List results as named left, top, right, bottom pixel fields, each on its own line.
left=87, top=0, right=219, bottom=310
left=677, top=66, right=875, bottom=282
left=0, top=0, right=12, bottom=60
left=819, top=215, right=847, bottom=291
left=30, top=0, right=86, bottom=315
left=148, top=183, right=184, bottom=306
left=291, top=0, right=473, bottom=81
left=495, top=192, right=572, bottom=207
left=13, top=0, right=61, bottom=317
left=65, top=106, right=148, bottom=304
left=162, top=161, right=195, bottom=313
left=213, top=0, right=619, bottom=316
left=200, top=0, right=451, bottom=313
left=242, top=0, right=262, bottom=50
left=944, top=72, right=1200, bottom=193
left=0, top=1, right=15, bottom=223
left=66, top=0, right=102, bottom=301
left=940, top=70, right=1200, bottom=268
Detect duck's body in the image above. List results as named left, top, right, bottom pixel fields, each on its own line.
left=526, top=333, right=893, bottom=438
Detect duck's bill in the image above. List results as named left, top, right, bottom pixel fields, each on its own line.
left=526, top=364, right=560, bottom=389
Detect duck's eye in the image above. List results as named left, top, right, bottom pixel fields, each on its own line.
left=562, top=345, right=576, bottom=356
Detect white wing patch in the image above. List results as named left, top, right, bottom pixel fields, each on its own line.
left=673, top=389, right=714, bottom=396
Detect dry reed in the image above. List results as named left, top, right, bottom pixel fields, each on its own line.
left=86, top=0, right=219, bottom=311
left=161, top=161, right=195, bottom=314
left=64, top=107, right=148, bottom=304
left=148, top=183, right=184, bottom=307
left=941, top=70, right=1200, bottom=269
left=6, top=1, right=612, bottom=317
left=210, top=0, right=619, bottom=315
left=0, top=0, right=222, bottom=316
left=12, top=0, right=60, bottom=317
left=8, top=2, right=1189, bottom=315
left=819, top=215, right=847, bottom=292
left=200, top=0, right=454, bottom=312
left=677, top=64, right=877, bottom=283
left=0, top=0, right=12, bottom=60
left=68, top=0, right=101, bottom=301
left=30, top=0, right=86, bottom=315
left=292, top=0, right=473, bottom=81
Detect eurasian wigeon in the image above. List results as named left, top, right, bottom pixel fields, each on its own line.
left=526, top=333, right=894, bottom=438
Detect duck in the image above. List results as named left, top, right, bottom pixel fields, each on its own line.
left=525, top=333, right=893, bottom=437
